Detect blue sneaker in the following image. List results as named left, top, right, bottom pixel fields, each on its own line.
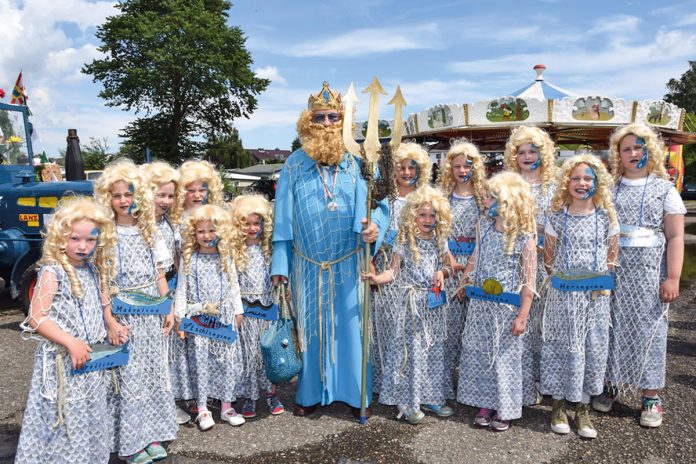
left=421, top=404, right=454, bottom=417
left=144, top=442, right=167, bottom=461
left=266, top=392, right=285, bottom=415
left=126, top=449, right=153, bottom=464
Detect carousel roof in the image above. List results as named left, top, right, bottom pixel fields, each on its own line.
left=509, top=64, right=576, bottom=100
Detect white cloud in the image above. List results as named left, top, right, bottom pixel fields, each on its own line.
left=285, top=23, right=441, bottom=57
left=255, top=66, right=287, bottom=86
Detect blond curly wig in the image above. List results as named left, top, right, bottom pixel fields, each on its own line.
left=487, top=171, right=537, bottom=255
left=551, top=154, right=618, bottom=226
left=439, top=141, right=487, bottom=210
left=393, top=142, right=432, bottom=191
left=94, top=158, right=158, bottom=249
left=171, top=160, right=224, bottom=225
left=503, top=125, right=556, bottom=193
left=39, top=197, right=117, bottom=299
left=608, top=123, right=669, bottom=183
left=396, top=185, right=452, bottom=263
left=230, top=194, right=274, bottom=272
left=181, top=204, right=239, bottom=276
left=142, top=161, right=180, bottom=191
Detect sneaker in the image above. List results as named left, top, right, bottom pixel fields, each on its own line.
left=242, top=399, right=257, bottom=419
left=592, top=386, right=617, bottom=413
left=195, top=410, right=215, bottom=431
left=473, top=408, right=494, bottom=427
left=550, top=399, right=570, bottom=435
left=421, top=404, right=454, bottom=417
left=575, top=403, right=597, bottom=439
left=144, top=442, right=167, bottom=461
left=175, top=404, right=191, bottom=424
left=640, top=396, right=663, bottom=428
left=490, top=413, right=510, bottom=432
left=221, top=407, right=246, bottom=426
left=397, top=406, right=425, bottom=425
left=266, top=393, right=285, bottom=415
left=126, top=449, right=153, bottom=464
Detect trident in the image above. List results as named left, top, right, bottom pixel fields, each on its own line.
left=343, top=77, right=406, bottom=424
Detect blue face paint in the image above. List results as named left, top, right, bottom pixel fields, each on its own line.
left=127, top=202, right=137, bottom=214
left=430, top=211, right=439, bottom=230
left=201, top=182, right=209, bottom=205
left=207, top=236, right=220, bottom=248
left=529, top=144, right=541, bottom=171
left=256, top=218, right=264, bottom=238
left=82, top=228, right=100, bottom=261
left=583, top=167, right=597, bottom=199
left=407, top=160, right=420, bottom=186
left=635, top=136, right=648, bottom=169
left=487, top=199, right=499, bottom=218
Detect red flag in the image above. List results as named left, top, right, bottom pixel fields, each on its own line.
left=10, top=71, right=28, bottom=105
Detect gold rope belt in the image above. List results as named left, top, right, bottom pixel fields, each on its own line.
left=293, top=246, right=360, bottom=383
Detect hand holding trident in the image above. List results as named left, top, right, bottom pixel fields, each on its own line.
left=343, top=77, right=406, bottom=424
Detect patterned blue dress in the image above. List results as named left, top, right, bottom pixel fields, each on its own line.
left=174, top=252, right=243, bottom=405
left=109, top=225, right=177, bottom=457
left=16, top=264, right=111, bottom=464
left=457, top=218, right=536, bottom=420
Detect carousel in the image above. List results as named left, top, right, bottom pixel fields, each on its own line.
left=356, top=65, right=696, bottom=189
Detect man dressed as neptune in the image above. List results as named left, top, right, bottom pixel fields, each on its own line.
left=271, top=81, right=389, bottom=418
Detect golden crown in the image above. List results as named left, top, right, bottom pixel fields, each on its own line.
left=308, top=81, right=342, bottom=111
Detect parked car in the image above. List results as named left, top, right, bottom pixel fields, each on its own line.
left=243, top=178, right=277, bottom=201
left=681, top=183, right=696, bottom=201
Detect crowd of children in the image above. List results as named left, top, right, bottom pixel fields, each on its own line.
left=15, top=122, right=685, bottom=463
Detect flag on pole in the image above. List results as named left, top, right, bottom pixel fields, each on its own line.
left=10, top=71, right=29, bottom=105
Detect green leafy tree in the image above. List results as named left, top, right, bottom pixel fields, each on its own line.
left=206, top=127, right=251, bottom=169
left=83, top=0, right=269, bottom=163
left=81, top=137, right=113, bottom=170
left=664, top=61, right=696, bottom=183
left=291, top=136, right=301, bottom=152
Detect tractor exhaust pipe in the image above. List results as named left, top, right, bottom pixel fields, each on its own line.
left=65, top=129, right=85, bottom=181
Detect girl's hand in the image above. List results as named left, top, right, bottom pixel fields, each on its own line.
left=456, top=277, right=470, bottom=301
left=511, top=316, right=527, bottom=336
left=106, top=319, right=129, bottom=345
left=176, top=319, right=187, bottom=340
left=162, top=312, right=175, bottom=336
left=236, top=314, right=244, bottom=329
left=660, top=276, right=680, bottom=303
left=434, top=271, right=445, bottom=290
left=67, top=338, right=92, bottom=370
left=453, top=262, right=465, bottom=272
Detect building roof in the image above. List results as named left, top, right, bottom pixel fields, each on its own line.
left=509, top=64, right=576, bottom=100
left=246, top=148, right=291, bottom=163
left=232, top=163, right=285, bottom=178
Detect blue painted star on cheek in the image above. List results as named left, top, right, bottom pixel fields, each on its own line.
left=583, top=167, right=596, bottom=199
left=202, top=182, right=209, bottom=205
left=84, top=228, right=100, bottom=260
left=635, top=136, right=648, bottom=169
left=127, top=183, right=137, bottom=214
left=207, top=236, right=220, bottom=247
left=529, top=144, right=541, bottom=171
left=408, top=160, right=420, bottom=186
left=430, top=211, right=439, bottom=230
left=256, top=218, right=264, bottom=238
left=487, top=199, right=499, bottom=218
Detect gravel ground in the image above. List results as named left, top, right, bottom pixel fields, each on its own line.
left=1, top=248, right=695, bottom=463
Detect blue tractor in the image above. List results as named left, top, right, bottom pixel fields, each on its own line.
left=0, top=101, right=93, bottom=314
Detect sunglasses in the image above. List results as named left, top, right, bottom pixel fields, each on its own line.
left=312, top=112, right=341, bottom=124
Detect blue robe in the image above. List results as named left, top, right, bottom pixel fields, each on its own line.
left=271, top=148, right=388, bottom=408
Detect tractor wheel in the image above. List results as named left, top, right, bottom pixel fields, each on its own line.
left=19, top=266, right=38, bottom=317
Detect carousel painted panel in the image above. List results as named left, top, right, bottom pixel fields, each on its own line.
left=353, top=119, right=394, bottom=141
left=413, top=104, right=465, bottom=133
left=634, top=100, right=682, bottom=129
left=468, top=97, right=544, bottom=125
left=405, top=114, right=419, bottom=136
left=553, top=96, right=632, bottom=124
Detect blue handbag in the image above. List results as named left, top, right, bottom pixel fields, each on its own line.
left=259, top=283, right=302, bottom=384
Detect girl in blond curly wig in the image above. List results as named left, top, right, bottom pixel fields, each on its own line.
left=174, top=204, right=246, bottom=429
left=142, top=161, right=180, bottom=272
left=170, top=160, right=224, bottom=226
left=96, top=159, right=178, bottom=458
left=455, top=171, right=537, bottom=430
left=595, top=123, right=685, bottom=428
left=504, top=127, right=557, bottom=405
left=362, top=185, right=455, bottom=423
left=439, top=141, right=487, bottom=372
left=230, top=195, right=285, bottom=417
left=541, top=155, right=619, bottom=438
left=16, top=197, right=120, bottom=463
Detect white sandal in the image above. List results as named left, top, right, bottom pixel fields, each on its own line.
left=195, top=410, right=215, bottom=431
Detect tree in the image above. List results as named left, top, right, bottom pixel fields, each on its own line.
left=81, top=137, right=113, bottom=170
left=664, top=61, right=696, bottom=183
left=206, top=127, right=251, bottom=169
left=291, top=136, right=301, bottom=152
left=83, top=0, right=269, bottom=163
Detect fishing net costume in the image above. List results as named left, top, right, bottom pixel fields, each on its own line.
left=378, top=239, right=453, bottom=412
left=606, top=175, right=685, bottom=391
left=521, top=182, right=556, bottom=404
left=167, top=216, right=191, bottom=401
left=109, top=225, right=177, bottom=457
left=271, top=149, right=388, bottom=409
left=175, top=252, right=243, bottom=406
left=237, top=244, right=273, bottom=400
left=16, top=264, right=112, bottom=464
left=457, top=218, right=536, bottom=420
left=444, top=193, right=480, bottom=376
left=540, top=209, right=617, bottom=401
left=371, top=196, right=406, bottom=393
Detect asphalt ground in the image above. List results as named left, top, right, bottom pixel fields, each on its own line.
left=1, top=208, right=695, bottom=463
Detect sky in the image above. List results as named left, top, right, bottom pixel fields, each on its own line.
left=1, top=0, right=695, bottom=157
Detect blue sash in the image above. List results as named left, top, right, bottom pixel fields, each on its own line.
left=448, top=237, right=475, bottom=256
left=242, top=298, right=279, bottom=321
left=466, top=286, right=521, bottom=307
left=71, top=343, right=129, bottom=375
left=550, top=270, right=615, bottom=291
left=428, top=289, right=447, bottom=308
left=112, top=291, right=172, bottom=316
left=180, top=314, right=238, bottom=343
